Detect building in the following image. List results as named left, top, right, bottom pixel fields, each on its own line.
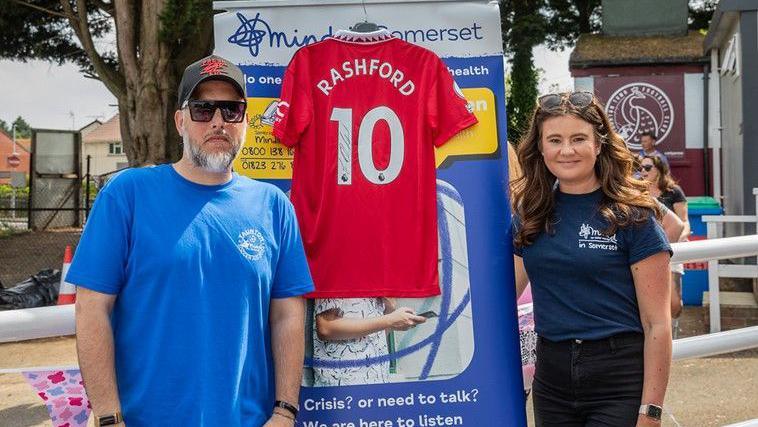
left=0, top=130, right=31, bottom=185
left=81, top=115, right=128, bottom=176
left=569, top=0, right=710, bottom=196
left=704, top=0, right=758, bottom=234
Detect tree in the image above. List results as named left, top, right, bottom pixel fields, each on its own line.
left=12, top=116, right=32, bottom=138
left=543, top=0, right=601, bottom=51
left=501, top=0, right=547, bottom=144
left=688, top=0, right=717, bottom=32
left=0, top=117, right=31, bottom=137
left=0, top=1, right=215, bottom=165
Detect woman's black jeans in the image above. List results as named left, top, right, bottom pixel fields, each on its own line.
left=533, top=332, right=645, bottom=426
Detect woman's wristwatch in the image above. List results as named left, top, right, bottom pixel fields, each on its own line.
left=639, top=404, right=662, bottom=421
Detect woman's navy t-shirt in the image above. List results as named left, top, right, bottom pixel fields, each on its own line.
left=514, top=189, right=671, bottom=341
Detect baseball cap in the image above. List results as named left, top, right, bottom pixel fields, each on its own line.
left=177, top=55, right=246, bottom=107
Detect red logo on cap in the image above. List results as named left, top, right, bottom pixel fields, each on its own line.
left=200, top=58, right=227, bottom=76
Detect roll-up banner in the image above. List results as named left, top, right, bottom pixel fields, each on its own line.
left=213, top=1, right=524, bottom=425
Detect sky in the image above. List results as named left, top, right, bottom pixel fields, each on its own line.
left=0, top=60, right=118, bottom=131
left=0, top=46, right=573, bottom=131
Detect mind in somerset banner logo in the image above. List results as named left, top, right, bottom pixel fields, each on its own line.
left=605, top=83, right=674, bottom=151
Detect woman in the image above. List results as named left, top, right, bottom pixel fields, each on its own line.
left=512, top=92, right=672, bottom=426
left=640, top=155, right=690, bottom=319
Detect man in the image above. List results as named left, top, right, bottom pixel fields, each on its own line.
left=69, top=55, right=313, bottom=426
left=638, top=131, right=669, bottom=167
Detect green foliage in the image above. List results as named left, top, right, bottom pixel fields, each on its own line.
left=0, top=184, right=29, bottom=198
left=81, top=180, right=98, bottom=201
left=160, top=0, right=212, bottom=45
left=0, top=1, right=113, bottom=76
left=543, top=0, right=601, bottom=51
left=12, top=116, right=31, bottom=138
left=688, top=0, right=717, bottom=31
left=0, top=116, right=32, bottom=137
left=501, top=0, right=546, bottom=143
left=507, top=50, right=540, bottom=144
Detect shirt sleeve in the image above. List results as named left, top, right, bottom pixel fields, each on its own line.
left=426, top=56, right=478, bottom=147
left=672, top=186, right=687, bottom=204
left=626, top=210, right=672, bottom=265
left=272, top=51, right=313, bottom=147
left=65, top=187, right=131, bottom=295
left=271, top=192, right=315, bottom=298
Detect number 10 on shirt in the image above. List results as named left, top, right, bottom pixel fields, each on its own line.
left=330, top=106, right=405, bottom=186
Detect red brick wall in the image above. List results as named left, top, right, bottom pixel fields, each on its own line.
left=0, top=136, right=31, bottom=185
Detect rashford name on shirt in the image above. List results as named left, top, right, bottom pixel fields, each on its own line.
left=316, top=58, right=416, bottom=97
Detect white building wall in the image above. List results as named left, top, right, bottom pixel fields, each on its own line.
left=82, top=142, right=128, bottom=176
left=718, top=19, right=745, bottom=235
left=684, top=73, right=705, bottom=149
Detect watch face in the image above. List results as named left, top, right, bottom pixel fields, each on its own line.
left=647, top=405, right=663, bottom=419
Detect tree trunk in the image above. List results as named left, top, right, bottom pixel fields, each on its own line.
left=113, top=0, right=212, bottom=166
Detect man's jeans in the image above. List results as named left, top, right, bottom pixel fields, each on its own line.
left=533, top=332, right=645, bottom=426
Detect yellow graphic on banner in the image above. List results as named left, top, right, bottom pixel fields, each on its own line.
left=435, top=87, right=498, bottom=167
left=234, top=97, right=294, bottom=179
left=234, top=88, right=499, bottom=179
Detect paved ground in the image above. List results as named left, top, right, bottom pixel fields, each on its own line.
left=1, top=308, right=756, bottom=426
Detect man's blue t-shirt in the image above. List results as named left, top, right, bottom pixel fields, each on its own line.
left=67, top=164, right=314, bottom=426
left=514, top=189, right=670, bottom=342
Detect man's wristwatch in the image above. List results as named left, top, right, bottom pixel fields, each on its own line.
left=274, top=400, right=299, bottom=418
left=95, top=411, right=123, bottom=426
left=639, top=404, right=663, bottom=421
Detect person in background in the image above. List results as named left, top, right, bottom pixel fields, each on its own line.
left=640, top=155, right=690, bottom=320
left=312, top=297, right=425, bottom=386
left=638, top=132, right=669, bottom=167
left=512, top=91, right=672, bottom=426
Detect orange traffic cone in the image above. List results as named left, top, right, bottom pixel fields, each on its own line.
left=57, top=245, right=76, bottom=305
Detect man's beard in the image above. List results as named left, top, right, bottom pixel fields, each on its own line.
left=183, top=131, right=242, bottom=173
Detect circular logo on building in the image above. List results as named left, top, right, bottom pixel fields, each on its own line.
left=605, top=83, right=674, bottom=151
left=237, top=228, right=266, bottom=261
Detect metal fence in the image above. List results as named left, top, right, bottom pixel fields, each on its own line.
left=0, top=156, right=99, bottom=288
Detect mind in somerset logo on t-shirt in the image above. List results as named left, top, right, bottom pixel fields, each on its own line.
left=578, top=223, right=618, bottom=251
left=237, top=228, right=266, bottom=261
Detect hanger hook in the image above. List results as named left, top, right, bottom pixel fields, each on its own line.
left=362, top=0, right=368, bottom=22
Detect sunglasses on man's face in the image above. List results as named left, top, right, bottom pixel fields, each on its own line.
left=538, top=91, right=594, bottom=110
left=640, top=164, right=654, bottom=172
left=185, top=100, right=246, bottom=123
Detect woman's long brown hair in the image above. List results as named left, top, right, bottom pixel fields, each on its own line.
left=644, top=155, right=679, bottom=194
left=512, top=93, right=661, bottom=248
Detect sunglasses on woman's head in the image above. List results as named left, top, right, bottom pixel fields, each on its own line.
left=640, top=164, right=653, bottom=172
left=184, top=100, right=247, bottom=123
left=538, top=91, right=594, bottom=110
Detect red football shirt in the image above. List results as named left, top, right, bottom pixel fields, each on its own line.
left=273, top=29, right=477, bottom=298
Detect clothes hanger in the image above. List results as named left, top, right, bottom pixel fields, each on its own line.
left=350, top=0, right=379, bottom=32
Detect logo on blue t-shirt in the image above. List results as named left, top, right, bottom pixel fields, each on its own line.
left=578, top=223, right=618, bottom=251
left=237, top=228, right=267, bottom=261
